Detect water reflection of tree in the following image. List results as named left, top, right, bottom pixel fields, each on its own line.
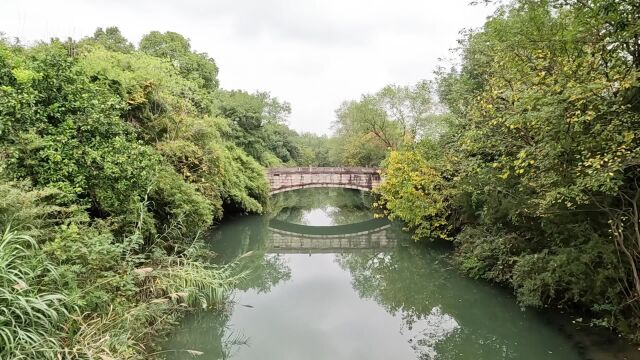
left=235, top=254, right=290, bottom=293
left=336, top=229, right=580, bottom=360
left=335, top=237, right=464, bottom=360
left=269, top=188, right=373, bottom=225
left=163, top=215, right=294, bottom=359
left=166, top=189, right=582, bottom=360
left=163, top=310, right=245, bottom=360
left=206, top=215, right=292, bottom=293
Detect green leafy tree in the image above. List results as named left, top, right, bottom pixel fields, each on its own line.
left=140, top=30, right=219, bottom=91
left=332, top=80, right=446, bottom=166
left=84, top=26, right=134, bottom=53
left=295, top=132, right=337, bottom=166
left=0, top=26, right=297, bottom=359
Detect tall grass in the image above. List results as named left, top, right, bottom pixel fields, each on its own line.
left=0, top=227, right=241, bottom=359
left=0, top=228, right=67, bottom=360
left=58, top=250, right=244, bottom=359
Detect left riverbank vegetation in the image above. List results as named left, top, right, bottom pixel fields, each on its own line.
left=0, top=27, right=324, bottom=359
left=333, top=0, right=640, bottom=342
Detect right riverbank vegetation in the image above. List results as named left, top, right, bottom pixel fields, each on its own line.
left=339, top=0, right=640, bottom=343
left=1, top=0, right=639, bottom=358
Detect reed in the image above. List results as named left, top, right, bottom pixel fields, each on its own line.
left=0, top=228, right=67, bottom=359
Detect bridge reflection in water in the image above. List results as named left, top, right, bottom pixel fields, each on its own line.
left=267, top=218, right=393, bottom=254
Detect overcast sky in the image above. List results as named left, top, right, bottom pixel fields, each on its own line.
left=1, top=0, right=495, bottom=134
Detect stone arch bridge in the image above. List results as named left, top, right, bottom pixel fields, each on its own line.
left=267, top=167, right=382, bottom=194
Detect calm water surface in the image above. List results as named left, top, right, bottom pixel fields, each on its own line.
left=163, top=188, right=634, bottom=360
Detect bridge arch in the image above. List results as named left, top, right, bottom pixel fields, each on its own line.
left=267, top=167, right=382, bottom=195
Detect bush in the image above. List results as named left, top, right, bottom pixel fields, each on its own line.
left=375, top=149, right=454, bottom=240
left=454, top=226, right=524, bottom=284
left=149, top=167, right=214, bottom=242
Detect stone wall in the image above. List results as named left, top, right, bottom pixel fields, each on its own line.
left=267, top=167, right=382, bottom=194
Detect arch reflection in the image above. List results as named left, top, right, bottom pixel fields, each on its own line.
left=267, top=218, right=393, bottom=254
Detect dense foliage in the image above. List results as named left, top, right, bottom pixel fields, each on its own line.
left=3, top=0, right=639, bottom=355
left=0, top=27, right=315, bottom=359
left=373, top=0, right=640, bottom=339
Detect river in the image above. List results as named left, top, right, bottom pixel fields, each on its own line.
left=162, top=188, right=637, bottom=360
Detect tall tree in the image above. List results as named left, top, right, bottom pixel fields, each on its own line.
left=377, top=80, right=436, bottom=143
left=139, top=31, right=219, bottom=90
left=89, top=26, right=134, bottom=53
left=332, top=80, right=445, bottom=166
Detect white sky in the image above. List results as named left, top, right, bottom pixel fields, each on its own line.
left=0, top=0, right=495, bottom=134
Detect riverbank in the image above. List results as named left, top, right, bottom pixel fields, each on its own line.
left=0, top=179, right=243, bottom=359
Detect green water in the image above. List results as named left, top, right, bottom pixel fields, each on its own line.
left=162, top=188, right=625, bottom=360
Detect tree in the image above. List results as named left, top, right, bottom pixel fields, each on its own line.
left=256, top=91, right=292, bottom=124
left=334, top=96, right=401, bottom=150
left=377, top=80, right=436, bottom=143
left=139, top=31, right=219, bottom=90
left=89, top=26, right=134, bottom=53
left=213, top=90, right=304, bottom=166
left=296, top=132, right=337, bottom=166
left=332, top=80, right=446, bottom=167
